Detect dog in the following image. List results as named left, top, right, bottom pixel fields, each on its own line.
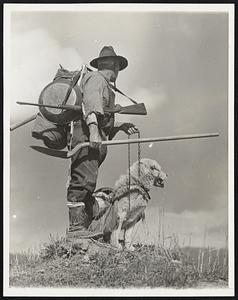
left=99, top=158, right=168, bottom=251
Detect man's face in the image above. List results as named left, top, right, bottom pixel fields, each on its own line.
left=99, top=58, right=120, bottom=82
left=113, top=60, right=120, bottom=79
left=108, top=59, right=119, bottom=82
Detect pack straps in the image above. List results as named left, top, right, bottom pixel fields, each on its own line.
left=109, top=83, right=138, bottom=105
left=62, top=64, right=87, bottom=106
left=86, top=66, right=138, bottom=105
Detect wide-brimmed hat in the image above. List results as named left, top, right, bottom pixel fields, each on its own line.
left=90, top=46, right=128, bottom=71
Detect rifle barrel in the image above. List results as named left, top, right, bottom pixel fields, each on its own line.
left=17, top=101, right=147, bottom=115
left=17, top=101, right=82, bottom=111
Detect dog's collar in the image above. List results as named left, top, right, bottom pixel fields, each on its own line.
left=128, top=185, right=151, bottom=201
left=112, top=184, right=151, bottom=202
left=127, top=185, right=151, bottom=201
left=144, top=188, right=151, bottom=201
left=133, top=179, right=151, bottom=201
left=137, top=184, right=151, bottom=201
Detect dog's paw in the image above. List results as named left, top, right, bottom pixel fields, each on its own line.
left=125, top=243, right=135, bottom=251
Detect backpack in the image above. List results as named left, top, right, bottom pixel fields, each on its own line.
left=32, top=65, right=86, bottom=150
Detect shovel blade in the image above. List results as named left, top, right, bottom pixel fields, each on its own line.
left=30, top=146, right=68, bottom=158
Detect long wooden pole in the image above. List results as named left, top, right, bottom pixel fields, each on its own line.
left=30, top=132, right=219, bottom=158
left=68, top=132, right=219, bottom=158
left=10, top=114, right=37, bottom=131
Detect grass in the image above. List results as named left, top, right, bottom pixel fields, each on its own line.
left=9, top=234, right=228, bottom=288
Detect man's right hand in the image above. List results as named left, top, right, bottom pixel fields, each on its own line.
left=89, top=123, right=102, bottom=149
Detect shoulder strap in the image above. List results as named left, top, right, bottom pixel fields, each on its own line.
left=86, top=66, right=138, bottom=105
left=62, top=64, right=87, bottom=105
left=110, top=83, right=138, bottom=105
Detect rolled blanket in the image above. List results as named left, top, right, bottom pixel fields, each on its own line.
left=32, top=113, right=68, bottom=150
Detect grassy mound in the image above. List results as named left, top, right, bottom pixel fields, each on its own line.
left=9, top=236, right=228, bottom=288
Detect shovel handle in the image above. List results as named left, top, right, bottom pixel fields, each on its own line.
left=10, top=114, right=37, bottom=131
left=67, top=132, right=219, bottom=158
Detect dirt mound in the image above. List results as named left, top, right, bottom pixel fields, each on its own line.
left=9, top=237, right=228, bottom=289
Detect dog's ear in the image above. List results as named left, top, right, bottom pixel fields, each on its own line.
left=137, top=160, right=150, bottom=176
left=150, top=160, right=162, bottom=172
left=129, top=160, right=144, bottom=177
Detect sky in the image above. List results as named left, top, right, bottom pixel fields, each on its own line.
left=6, top=6, right=231, bottom=252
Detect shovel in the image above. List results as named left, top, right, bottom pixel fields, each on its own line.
left=30, top=132, right=219, bottom=159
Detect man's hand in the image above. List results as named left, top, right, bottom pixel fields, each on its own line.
left=119, top=123, right=139, bottom=135
left=89, top=123, right=102, bottom=149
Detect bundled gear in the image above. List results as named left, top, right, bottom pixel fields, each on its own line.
left=38, top=66, right=84, bottom=124
left=32, top=113, right=68, bottom=150
left=31, top=65, right=85, bottom=149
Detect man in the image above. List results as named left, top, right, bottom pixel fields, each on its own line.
left=66, top=46, right=138, bottom=240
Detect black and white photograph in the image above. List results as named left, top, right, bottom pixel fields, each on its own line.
left=4, top=3, right=234, bottom=297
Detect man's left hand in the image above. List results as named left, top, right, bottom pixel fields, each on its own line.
left=119, top=123, right=139, bottom=135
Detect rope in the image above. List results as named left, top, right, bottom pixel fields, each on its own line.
left=68, top=121, right=74, bottom=151
left=66, top=121, right=74, bottom=189
left=137, top=131, right=141, bottom=178
left=127, top=134, right=131, bottom=210
left=127, top=130, right=142, bottom=211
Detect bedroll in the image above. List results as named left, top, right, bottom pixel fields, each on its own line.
left=32, top=65, right=85, bottom=149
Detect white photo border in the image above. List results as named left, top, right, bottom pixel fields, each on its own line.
left=3, top=3, right=235, bottom=297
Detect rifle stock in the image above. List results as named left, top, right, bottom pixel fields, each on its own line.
left=104, top=103, right=147, bottom=115
left=119, top=103, right=147, bottom=115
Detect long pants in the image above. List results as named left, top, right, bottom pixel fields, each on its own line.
left=67, top=119, right=107, bottom=216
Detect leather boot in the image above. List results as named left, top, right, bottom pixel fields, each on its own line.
left=66, top=202, right=102, bottom=240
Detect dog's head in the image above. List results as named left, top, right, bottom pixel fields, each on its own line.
left=130, top=158, right=168, bottom=190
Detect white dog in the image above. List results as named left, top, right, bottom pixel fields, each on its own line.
left=102, top=158, right=168, bottom=251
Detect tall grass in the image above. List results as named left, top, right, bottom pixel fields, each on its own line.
left=9, top=206, right=228, bottom=287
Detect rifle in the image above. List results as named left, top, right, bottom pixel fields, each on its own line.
left=10, top=102, right=147, bottom=132
left=10, top=102, right=147, bottom=131
left=30, top=132, right=219, bottom=159
left=16, top=101, right=147, bottom=115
